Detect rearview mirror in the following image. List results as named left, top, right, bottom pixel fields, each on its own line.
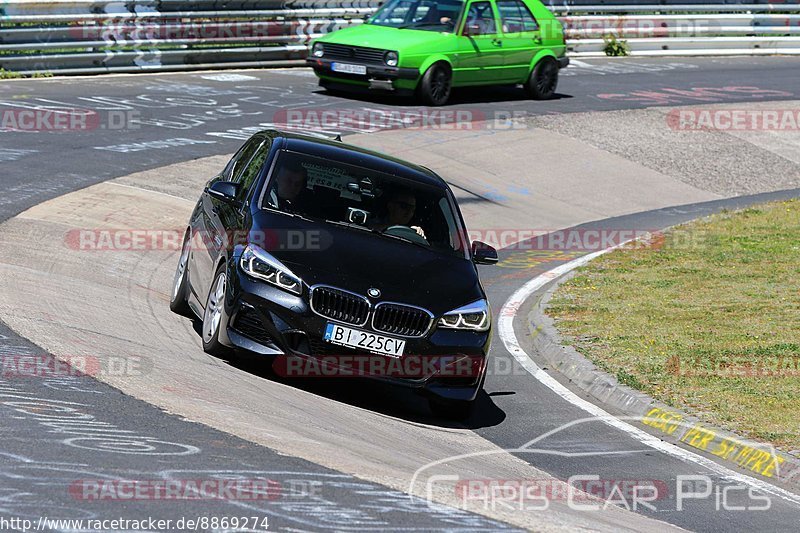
left=472, top=240, right=498, bottom=265
left=347, top=177, right=378, bottom=199
left=208, top=181, right=240, bottom=204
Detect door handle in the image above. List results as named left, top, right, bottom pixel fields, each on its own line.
left=532, top=36, right=542, bottom=44
left=492, top=38, right=502, bottom=46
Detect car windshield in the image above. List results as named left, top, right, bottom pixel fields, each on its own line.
left=368, top=0, right=466, bottom=32
left=260, top=149, right=469, bottom=258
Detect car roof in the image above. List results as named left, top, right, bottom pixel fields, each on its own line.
left=261, top=129, right=447, bottom=188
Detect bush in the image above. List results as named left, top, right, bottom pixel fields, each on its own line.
left=0, top=68, right=23, bottom=79
left=603, top=34, right=630, bottom=57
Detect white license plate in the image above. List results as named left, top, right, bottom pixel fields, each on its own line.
left=323, top=323, right=405, bottom=357
left=331, top=62, right=367, bottom=75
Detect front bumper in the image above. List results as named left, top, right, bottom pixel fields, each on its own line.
left=221, top=264, right=489, bottom=402
left=557, top=56, right=570, bottom=69
left=306, top=58, right=419, bottom=89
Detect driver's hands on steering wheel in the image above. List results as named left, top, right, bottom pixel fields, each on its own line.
left=411, top=225, right=426, bottom=239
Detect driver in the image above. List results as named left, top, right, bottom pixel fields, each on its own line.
left=372, top=190, right=426, bottom=239
left=269, top=160, right=307, bottom=212
left=420, top=5, right=452, bottom=26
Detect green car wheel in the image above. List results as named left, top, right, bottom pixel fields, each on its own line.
left=525, top=57, right=559, bottom=100
left=419, top=63, right=453, bottom=106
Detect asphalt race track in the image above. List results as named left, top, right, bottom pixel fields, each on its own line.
left=2, top=56, right=799, bottom=218
left=1, top=56, right=799, bottom=531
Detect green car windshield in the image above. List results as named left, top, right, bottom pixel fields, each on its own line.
left=369, top=0, right=466, bottom=32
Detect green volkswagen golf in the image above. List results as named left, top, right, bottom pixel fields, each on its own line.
left=306, top=0, right=569, bottom=106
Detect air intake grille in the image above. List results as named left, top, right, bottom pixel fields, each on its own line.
left=372, top=303, right=432, bottom=337
left=232, top=307, right=276, bottom=347
left=322, top=43, right=387, bottom=65
left=311, top=286, right=370, bottom=326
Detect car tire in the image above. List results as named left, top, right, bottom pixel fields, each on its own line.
left=169, top=228, right=193, bottom=317
left=428, top=397, right=474, bottom=421
left=202, top=263, right=231, bottom=357
left=525, top=57, right=558, bottom=100
left=418, top=63, right=452, bottom=106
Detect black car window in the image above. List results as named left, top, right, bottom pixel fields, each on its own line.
left=236, top=139, right=271, bottom=202
left=464, top=1, right=497, bottom=36
left=496, top=0, right=538, bottom=33
left=260, top=150, right=469, bottom=257
left=224, top=136, right=261, bottom=183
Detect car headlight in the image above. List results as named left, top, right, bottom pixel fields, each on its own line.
left=438, top=299, right=491, bottom=331
left=312, top=42, right=324, bottom=58
left=240, top=244, right=302, bottom=295
left=385, top=51, right=399, bottom=67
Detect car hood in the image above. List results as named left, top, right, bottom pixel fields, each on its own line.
left=318, top=23, right=456, bottom=53
left=252, top=211, right=482, bottom=315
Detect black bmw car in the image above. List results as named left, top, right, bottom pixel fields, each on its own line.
left=170, top=130, right=497, bottom=418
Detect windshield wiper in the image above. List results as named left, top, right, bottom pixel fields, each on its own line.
left=267, top=208, right=317, bottom=223
left=377, top=231, right=431, bottom=250
left=326, top=219, right=432, bottom=249
left=325, top=219, right=373, bottom=232
left=398, top=22, right=448, bottom=29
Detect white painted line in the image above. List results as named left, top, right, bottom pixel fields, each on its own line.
left=199, top=73, right=258, bottom=82
left=498, top=242, right=800, bottom=506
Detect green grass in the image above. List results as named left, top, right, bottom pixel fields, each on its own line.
left=1, top=67, right=54, bottom=78
left=548, top=199, right=800, bottom=450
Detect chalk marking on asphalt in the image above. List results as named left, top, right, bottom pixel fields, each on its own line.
left=107, top=181, right=195, bottom=204
left=568, top=59, right=594, bottom=68
left=498, top=244, right=800, bottom=506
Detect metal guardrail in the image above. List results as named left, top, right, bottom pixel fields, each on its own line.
left=563, top=14, right=800, bottom=38
left=1, top=1, right=799, bottom=76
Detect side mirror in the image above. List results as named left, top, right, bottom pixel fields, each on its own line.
left=208, top=181, right=240, bottom=204
left=472, top=240, right=498, bottom=265
left=463, top=23, right=481, bottom=36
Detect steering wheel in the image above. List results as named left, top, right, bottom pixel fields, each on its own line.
left=385, top=225, right=428, bottom=245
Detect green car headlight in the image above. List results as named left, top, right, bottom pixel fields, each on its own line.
left=312, top=43, right=324, bottom=58
left=385, top=51, right=399, bottom=67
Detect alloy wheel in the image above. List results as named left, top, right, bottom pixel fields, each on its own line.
left=172, top=236, right=190, bottom=300
left=537, top=61, right=558, bottom=96
left=203, top=272, right=226, bottom=342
